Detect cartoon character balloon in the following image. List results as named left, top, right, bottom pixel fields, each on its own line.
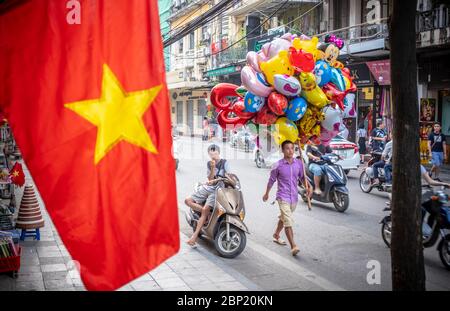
left=285, top=97, right=308, bottom=122
left=298, top=72, right=328, bottom=108
left=241, top=66, right=273, bottom=97
left=244, top=92, right=266, bottom=113
left=272, top=117, right=299, bottom=145
left=292, top=36, right=320, bottom=60
left=314, top=60, right=332, bottom=87
left=260, top=50, right=295, bottom=86
left=273, top=74, right=301, bottom=97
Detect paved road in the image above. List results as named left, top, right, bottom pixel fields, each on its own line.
left=175, top=137, right=450, bottom=291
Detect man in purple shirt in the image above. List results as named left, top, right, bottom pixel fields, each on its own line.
left=263, top=140, right=312, bottom=256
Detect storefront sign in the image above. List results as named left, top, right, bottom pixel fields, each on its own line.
left=206, top=66, right=240, bottom=77
left=366, top=59, right=391, bottom=85
left=347, top=63, right=372, bottom=86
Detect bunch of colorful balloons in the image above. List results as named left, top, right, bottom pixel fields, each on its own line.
left=210, top=33, right=357, bottom=146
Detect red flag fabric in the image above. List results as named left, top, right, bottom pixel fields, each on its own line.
left=9, top=162, right=25, bottom=187
left=0, top=0, right=179, bottom=290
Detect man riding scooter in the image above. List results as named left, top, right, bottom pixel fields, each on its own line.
left=185, top=144, right=235, bottom=248
left=306, top=142, right=332, bottom=196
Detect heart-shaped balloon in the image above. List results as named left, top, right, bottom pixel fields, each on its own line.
left=268, top=92, right=288, bottom=116
left=253, top=105, right=278, bottom=125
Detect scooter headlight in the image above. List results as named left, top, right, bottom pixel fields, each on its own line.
left=239, top=210, right=245, bottom=221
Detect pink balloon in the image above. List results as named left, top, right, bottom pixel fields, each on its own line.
left=240, top=66, right=273, bottom=97
left=246, top=51, right=261, bottom=72
left=263, top=37, right=292, bottom=59
left=320, top=127, right=339, bottom=146
left=321, top=104, right=343, bottom=132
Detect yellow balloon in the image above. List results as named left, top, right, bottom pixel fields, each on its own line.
left=292, top=37, right=320, bottom=60
left=344, top=76, right=351, bottom=90
left=272, top=117, right=299, bottom=145
left=298, top=72, right=329, bottom=108
left=260, top=50, right=294, bottom=86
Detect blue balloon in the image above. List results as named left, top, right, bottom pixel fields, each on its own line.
left=244, top=92, right=265, bottom=113
left=285, top=97, right=308, bottom=122
left=314, top=60, right=332, bottom=87
left=330, top=68, right=346, bottom=91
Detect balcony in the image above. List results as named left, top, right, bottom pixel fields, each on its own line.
left=416, top=6, right=450, bottom=48
left=216, top=44, right=247, bottom=65
left=169, top=0, right=209, bottom=21
left=318, top=20, right=389, bottom=58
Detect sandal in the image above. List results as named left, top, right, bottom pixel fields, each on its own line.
left=273, top=237, right=287, bottom=246
left=186, top=241, right=197, bottom=249
left=291, top=246, right=300, bottom=256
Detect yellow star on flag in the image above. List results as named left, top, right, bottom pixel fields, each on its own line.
left=65, top=64, right=162, bottom=164
left=12, top=170, right=19, bottom=177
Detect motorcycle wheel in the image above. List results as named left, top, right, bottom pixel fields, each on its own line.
left=438, top=234, right=450, bottom=271
left=359, top=171, right=373, bottom=193
left=255, top=152, right=264, bottom=168
left=214, top=225, right=246, bottom=258
left=332, top=192, right=349, bottom=213
left=381, top=219, right=392, bottom=248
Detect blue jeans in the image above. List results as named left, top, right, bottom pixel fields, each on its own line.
left=373, top=160, right=385, bottom=179
left=384, top=163, right=392, bottom=183
left=431, top=152, right=444, bottom=167
left=309, top=163, right=323, bottom=176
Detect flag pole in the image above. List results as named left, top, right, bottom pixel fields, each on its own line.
left=297, top=140, right=312, bottom=211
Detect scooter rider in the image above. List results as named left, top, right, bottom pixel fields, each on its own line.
left=185, top=144, right=235, bottom=247
left=306, top=142, right=332, bottom=196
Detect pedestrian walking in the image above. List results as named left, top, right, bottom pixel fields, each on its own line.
left=428, top=122, right=447, bottom=181
left=356, top=124, right=368, bottom=164
left=262, top=140, right=312, bottom=256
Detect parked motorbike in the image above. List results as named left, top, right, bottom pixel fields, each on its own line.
left=381, top=185, right=450, bottom=270
left=231, top=130, right=255, bottom=153
left=185, top=175, right=249, bottom=258
left=299, top=153, right=350, bottom=212
left=359, top=152, right=391, bottom=194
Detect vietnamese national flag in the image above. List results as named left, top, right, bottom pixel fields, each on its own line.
left=0, top=0, right=179, bottom=290
left=9, top=162, right=25, bottom=187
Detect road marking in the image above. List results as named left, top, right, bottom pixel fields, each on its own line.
left=246, top=239, right=346, bottom=291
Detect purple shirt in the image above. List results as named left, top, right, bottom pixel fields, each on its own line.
left=267, top=158, right=304, bottom=204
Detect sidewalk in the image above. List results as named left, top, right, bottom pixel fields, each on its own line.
left=0, top=164, right=253, bottom=291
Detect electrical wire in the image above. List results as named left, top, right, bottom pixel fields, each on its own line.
left=163, top=0, right=237, bottom=47
left=165, top=0, right=290, bottom=60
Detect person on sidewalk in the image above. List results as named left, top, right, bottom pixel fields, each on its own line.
left=305, top=142, right=332, bottom=196
left=185, top=144, right=234, bottom=247
left=262, top=140, right=312, bottom=256
left=356, top=123, right=368, bottom=164
left=202, top=117, right=209, bottom=141
left=428, top=122, right=447, bottom=181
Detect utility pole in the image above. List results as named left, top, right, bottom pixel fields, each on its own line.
left=389, top=0, right=426, bottom=291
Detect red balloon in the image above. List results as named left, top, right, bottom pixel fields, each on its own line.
left=253, top=105, right=278, bottom=125
left=322, top=83, right=346, bottom=111
left=289, top=47, right=315, bottom=73
left=217, top=110, right=252, bottom=130
left=210, top=83, right=240, bottom=110
left=267, top=92, right=288, bottom=116
left=232, top=100, right=255, bottom=119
